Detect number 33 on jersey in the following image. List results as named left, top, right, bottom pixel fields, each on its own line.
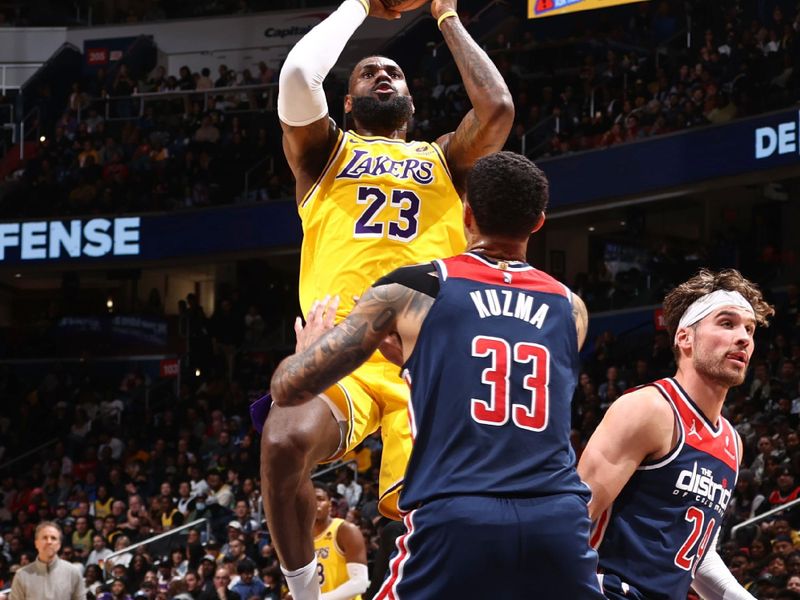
left=298, top=130, right=466, bottom=322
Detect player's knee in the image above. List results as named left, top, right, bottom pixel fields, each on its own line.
left=261, top=418, right=313, bottom=470
left=260, top=406, right=329, bottom=477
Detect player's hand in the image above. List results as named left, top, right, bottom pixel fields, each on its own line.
left=366, top=0, right=402, bottom=20
left=431, top=0, right=458, bottom=21
left=295, top=295, right=340, bottom=353
left=378, top=332, right=404, bottom=367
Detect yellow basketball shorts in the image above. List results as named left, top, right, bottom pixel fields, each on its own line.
left=319, top=352, right=411, bottom=521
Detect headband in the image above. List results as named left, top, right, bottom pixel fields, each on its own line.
left=674, top=289, right=755, bottom=345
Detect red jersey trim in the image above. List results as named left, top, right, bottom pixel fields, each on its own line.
left=656, top=378, right=739, bottom=472
left=443, top=253, right=570, bottom=297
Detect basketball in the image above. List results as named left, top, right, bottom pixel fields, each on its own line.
left=380, top=0, right=429, bottom=12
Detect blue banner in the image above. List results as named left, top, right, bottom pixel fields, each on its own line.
left=0, top=202, right=303, bottom=266
left=56, top=315, right=168, bottom=347
left=539, top=108, right=800, bottom=209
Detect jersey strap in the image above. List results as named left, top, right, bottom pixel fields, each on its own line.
left=653, top=378, right=739, bottom=471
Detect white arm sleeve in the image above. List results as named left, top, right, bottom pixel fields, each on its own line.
left=320, top=563, right=369, bottom=600
left=692, top=534, right=755, bottom=600
left=277, top=0, right=367, bottom=126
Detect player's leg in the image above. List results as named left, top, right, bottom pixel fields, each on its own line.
left=260, top=397, right=342, bottom=569
left=374, top=363, right=413, bottom=520
left=519, top=493, right=605, bottom=599
left=375, top=496, right=518, bottom=599
left=261, top=372, right=379, bottom=570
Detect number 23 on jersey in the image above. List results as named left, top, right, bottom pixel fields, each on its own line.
left=354, top=185, right=421, bottom=241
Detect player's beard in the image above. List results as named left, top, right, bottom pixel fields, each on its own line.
left=692, top=348, right=747, bottom=388
left=351, top=95, right=413, bottom=133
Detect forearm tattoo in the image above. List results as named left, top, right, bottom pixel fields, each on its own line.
left=270, top=283, right=432, bottom=405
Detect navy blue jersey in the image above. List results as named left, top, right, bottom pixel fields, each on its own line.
left=399, top=252, right=589, bottom=509
left=592, top=378, right=740, bottom=600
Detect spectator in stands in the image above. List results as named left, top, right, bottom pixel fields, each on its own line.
left=335, top=468, right=362, bottom=511
left=205, top=470, right=234, bottom=512
left=112, top=65, right=136, bottom=119
left=178, top=67, right=196, bottom=92
left=71, top=515, right=93, bottom=561
left=86, top=533, right=113, bottom=567
left=752, top=435, right=780, bottom=483
left=231, top=558, right=266, bottom=599
left=194, top=568, right=235, bottom=600
left=230, top=501, right=258, bottom=535
left=215, top=66, right=230, bottom=89
left=196, top=68, right=214, bottom=92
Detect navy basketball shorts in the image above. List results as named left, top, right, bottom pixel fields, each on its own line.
left=375, top=493, right=605, bottom=599
left=598, top=573, right=649, bottom=600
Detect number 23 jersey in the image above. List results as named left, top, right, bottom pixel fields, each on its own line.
left=298, top=130, right=466, bottom=321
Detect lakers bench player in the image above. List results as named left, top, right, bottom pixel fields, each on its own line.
left=313, top=481, right=368, bottom=599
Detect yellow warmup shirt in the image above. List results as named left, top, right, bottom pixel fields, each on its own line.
left=314, top=518, right=361, bottom=598
left=298, top=130, right=466, bottom=320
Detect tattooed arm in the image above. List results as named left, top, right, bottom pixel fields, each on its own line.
left=432, top=0, right=514, bottom=195
left=572, top=292, right=589, bottom=350
left=270, top=281, right=434, bottom=407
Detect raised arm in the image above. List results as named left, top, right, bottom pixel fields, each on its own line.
left=432, top=0, right=514, bottom=194
left=270, top=280, right=433, bottom=407
left=577, top=388, right=676, bottom=520
left=278, top=0, right=399, bottom=200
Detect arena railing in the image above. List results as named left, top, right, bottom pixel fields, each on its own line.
left=312, top=460, right=358, bottom=483
left=729, top=497, right=800, bottom=541
left=520, top=114, right=556, bottom=158
left=83, top=82, right=278, bottom=123
left=103, top=517, right=210, bottom=578
left=0, top=438, right=58, bottom=472
left=243, top=155, right=276, bottom=202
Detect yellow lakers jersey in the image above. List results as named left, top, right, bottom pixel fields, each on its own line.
left=314, top=518, right=361, bottom=598
left=298, top=130, right=466, bottom=320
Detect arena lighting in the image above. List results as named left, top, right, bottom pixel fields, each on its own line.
left=588, top=226, right=596, bottom=232
left=106, top=297, right=114, bottom=312
left=39, top=135, right=46, bottom=142
left=195, top=369, right=201, bottom=377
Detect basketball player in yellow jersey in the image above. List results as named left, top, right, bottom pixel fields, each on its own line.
left=312, top=482, right=368, bottom=600
left=261, top=0, right=512, bottom=596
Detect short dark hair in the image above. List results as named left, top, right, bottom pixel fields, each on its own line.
left=313, top=481, right=333, bottom=499
left=237, top=558, right=256, bottom=574
left=466, top=151, right=549, bottom=238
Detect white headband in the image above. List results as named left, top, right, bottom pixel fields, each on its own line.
left=674, top=289, right=755, bottom=345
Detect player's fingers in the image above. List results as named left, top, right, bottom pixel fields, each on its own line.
left=325, top=295, right=340, bottom=327
left=307, top=299, right=322, bottom=323
left=294, top=316, right=303, bottom=338
left=318, top=295, right=331, bottom=324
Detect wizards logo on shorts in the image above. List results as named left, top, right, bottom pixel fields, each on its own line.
left=336, top=150, right=434, bottom=185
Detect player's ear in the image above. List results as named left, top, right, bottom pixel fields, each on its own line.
left=531, top=213, right=546, bottom=233
left=675, top=327, right=692, bottom=352
left=344, top=94, right=353, bottom=114
left=463, top=200, right=474, bottom=228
